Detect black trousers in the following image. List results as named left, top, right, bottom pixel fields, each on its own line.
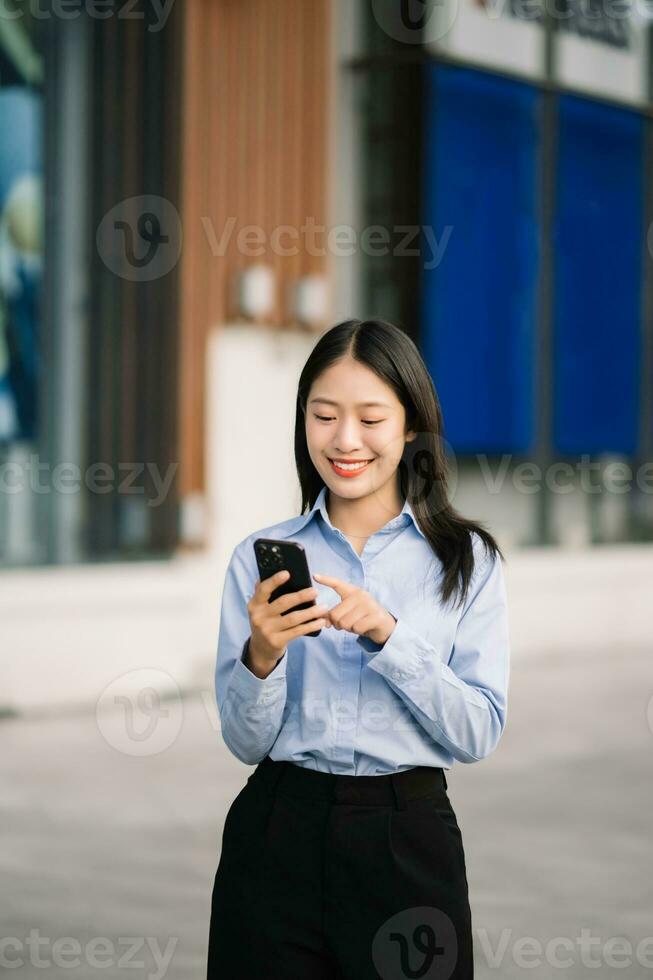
left=207, top=755, right=474, bottom=979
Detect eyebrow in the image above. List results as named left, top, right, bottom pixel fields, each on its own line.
left=308, top=397, right=391, bottom=409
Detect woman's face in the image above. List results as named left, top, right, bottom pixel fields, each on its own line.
left=305, top=355, right=416, bottom=504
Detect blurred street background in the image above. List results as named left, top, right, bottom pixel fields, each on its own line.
left=1, top=1, right=653, bottom=977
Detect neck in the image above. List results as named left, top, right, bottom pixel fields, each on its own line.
left=325, top=481, right=404, bottom=540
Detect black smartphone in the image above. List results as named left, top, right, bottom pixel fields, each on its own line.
left=253, top=538, right=322, bottom=637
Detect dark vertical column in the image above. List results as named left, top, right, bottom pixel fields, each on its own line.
left=40, top=18, right=92, bottom=564
left=630, top=26, right=653, bottom=541
left=534, top=15, right=557, bottom=545
left=84, top=8, right=182, bottom=560
left=38, top=18, right=60, bottom=564
left=356, top=3, right=425, bottom=345
left=86, top=13, right=123, bottom=557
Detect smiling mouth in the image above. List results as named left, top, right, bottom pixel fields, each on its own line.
left=328, top=458, right=375, bottom=478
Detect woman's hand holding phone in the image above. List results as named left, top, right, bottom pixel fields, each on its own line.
left=245, top=570, right=330, bottom=678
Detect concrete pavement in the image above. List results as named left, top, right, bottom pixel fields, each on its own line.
left=2, top=640, right=652, bottom=979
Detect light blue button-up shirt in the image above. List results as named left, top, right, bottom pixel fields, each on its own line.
left=215, top=486, right=510, bottom=775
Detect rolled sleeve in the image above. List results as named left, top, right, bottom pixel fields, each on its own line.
left=215, top=542, right=288, bottom=765
left=230, top=640, right=288, bottom=700
left=365, top=551, right=510, bottom=764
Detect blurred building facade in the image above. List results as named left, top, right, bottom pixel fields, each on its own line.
left=351, top=2, right=653, bottom=550
left=1, top=1, right=652, bottom=711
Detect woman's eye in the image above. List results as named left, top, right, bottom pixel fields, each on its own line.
left=313, top=415, right=383, bottom=425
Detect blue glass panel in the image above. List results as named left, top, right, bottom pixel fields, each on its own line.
left=420, top=65, right=540, bottom=454
left=553, top=94, right=643, bottom=455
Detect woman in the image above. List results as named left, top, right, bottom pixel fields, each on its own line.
left=207, top=318, right=510, bottom=979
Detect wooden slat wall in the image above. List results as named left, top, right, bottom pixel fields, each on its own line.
left=86, top=11, right=182, bottom=556
left=178, top=0, right=332, bottom=509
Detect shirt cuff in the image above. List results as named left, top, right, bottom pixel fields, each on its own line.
left=357, top=634, right=384, bottom=654
left=364, top=617, right=433, bottom=685
left=230, top=640, right=288, bottom=702
left=356, top=612, right=399, bottom=655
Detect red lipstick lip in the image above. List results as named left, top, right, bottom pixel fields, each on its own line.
left=328, top=458, right=375, bottom=478
left=328, top=457, right=374, bottom=463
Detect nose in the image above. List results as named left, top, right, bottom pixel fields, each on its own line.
left=333, top=417, right=365, bottom=454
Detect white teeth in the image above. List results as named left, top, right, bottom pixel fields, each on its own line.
left=331, top=459, right=371, bottom=470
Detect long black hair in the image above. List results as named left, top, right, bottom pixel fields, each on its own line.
left=294, top=318, right=505, bottom=610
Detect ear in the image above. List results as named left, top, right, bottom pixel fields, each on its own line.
left=405, top=429, right=417, bottom=443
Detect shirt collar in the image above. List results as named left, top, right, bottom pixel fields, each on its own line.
left=294, top=485, right=427, bottom=541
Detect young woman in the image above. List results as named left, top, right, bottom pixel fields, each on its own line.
left=207, top=318, right=510, bottom=980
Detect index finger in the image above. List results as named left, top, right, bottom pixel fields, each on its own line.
left=312, top=573, right=356, bottom=598
left=255, top=569, right=290, bottom=602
